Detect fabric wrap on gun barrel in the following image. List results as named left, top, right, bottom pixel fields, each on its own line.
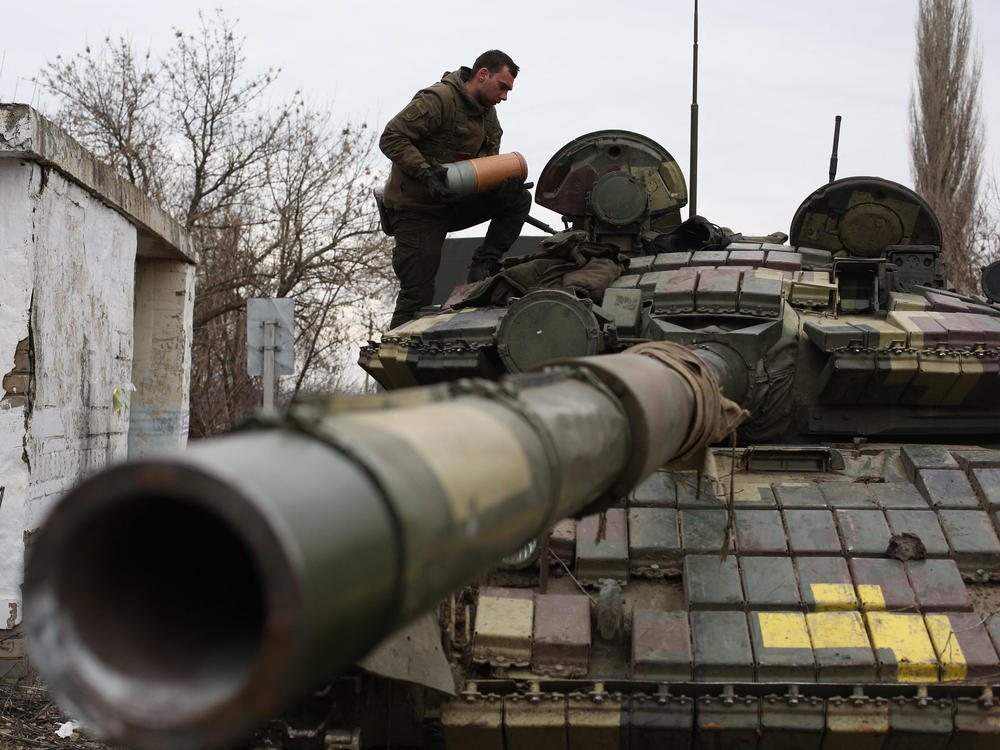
left=623, top=341, right=750, bottom=463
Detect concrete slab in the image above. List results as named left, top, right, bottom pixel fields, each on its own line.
left=674, top=470, right=718, bottom=508
left=866, top=611, right=939, bottom=682
left=759, top=693, right=826, bottom=747
left=631, top=609, right=692, bottom=681
left=905, top=559, right=973, bottom=612
left=473, top=589, right=534, bottom=666
left=900, top=445, right=958, bottom=479
left=679, top=508, right=729, bottom=555
left=936, top=510, right=1000, bottom=570
left=774, top=482, right=827, bottom=509
left=576, top=509, right=629, bottom=582
left=821, top=481, right=878, bottom=509
left=952, top=449, right=1000, bottom=470
left=835, top=509, right=892, bottom=556
left=690, top=611, right=754, bottom=681
left=984, top=613, right=1000, bottom=659
left=566, top=691, right=623, bottom=749
left=533, top=594, right=591, bottom=677
left=796, top=557, right=858, bottom=611
left=916, top=469, right=980, bottom=509
left=785, top=509, right=843, bottom=555
left=684, top=554, right=744, bottom=610
left=741, top=557, right=801, bottom=610
left=970, top=467, right=1000, bottom=512
left=750, top=611, right=817, bottom=682
left=884, top=509, right=951, bottom=557
left=628, top=507, right=682, bottom=573
left=632, top=469, right=677, bottom=507
left=870, top=482, right=929, bottom=509
left=548, top=519, right=577, bottom=565
left=924, top=612, right=1000, bottom=681
left=848, top=557, right=917, bottom=612
left=735, top=509, right=788, bottom=555
left=884, top=696, right=953, bottom=747
left=806, top=611, right=877, bottom=682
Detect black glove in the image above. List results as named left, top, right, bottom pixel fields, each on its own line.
left=497, top=175, right=526, bottom=202
left=467, top=257, right=502, bottom=283
left=419, top=165, right=457, bottom=203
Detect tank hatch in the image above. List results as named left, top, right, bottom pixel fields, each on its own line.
left=536, top=130, right=687, bottom=233
left=789, top=176, right=942, bottom=257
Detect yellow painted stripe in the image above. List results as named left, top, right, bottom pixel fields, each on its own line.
left=857, top=584, right=887, bottom=611
left=806, top=611, right=871, bottom=649
left=751, top=268, right=785, bottom=281
left=913, top=356, right=960, bottom=405
left=376, top=341, right=419, bottom=387
left=866, top=612, right=939, bottom=682
left=391, top=311, right=458, bottom=337
left=943, top=357, right=982, bottom=406
left=890, top=293, right=928, bottom=311
left=881, top=351, right=918, bottom=387
left=473, top=596, right=533, bottom=663
left=925, top=614, right=968, bottom=681
left=857, top=320, right=907, bottom=348
left=758, top=612, right=812, bottom=649
left=811, top=583, right=858, bottom=611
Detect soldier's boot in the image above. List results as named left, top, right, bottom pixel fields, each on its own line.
left=466, top=189, right=531, bottom=282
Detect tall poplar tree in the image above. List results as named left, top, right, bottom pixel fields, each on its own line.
left=909, top=0, right=985, bottom=293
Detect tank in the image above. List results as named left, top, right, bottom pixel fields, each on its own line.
left=24, top=130, right=1000, bottom=750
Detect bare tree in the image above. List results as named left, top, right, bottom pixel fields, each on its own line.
left=909, top=0, right=986, bottom=293
left=42, top=38, right=168, bottom=202
left=39, top=11, right=394, bottom=437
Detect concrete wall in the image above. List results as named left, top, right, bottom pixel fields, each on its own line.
left=0, top=105, right=195, bottom=676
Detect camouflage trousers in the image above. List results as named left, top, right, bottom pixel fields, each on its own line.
left=389, top=189, right=531, bottom=329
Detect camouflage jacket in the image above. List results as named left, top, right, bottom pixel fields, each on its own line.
left=380, top=67, right=503, bottom=213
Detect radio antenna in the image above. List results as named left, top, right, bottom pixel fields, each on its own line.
left=689, top=0, right=699, bottom=217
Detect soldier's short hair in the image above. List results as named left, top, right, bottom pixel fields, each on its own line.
left=473, top=50, right=519, bottom=78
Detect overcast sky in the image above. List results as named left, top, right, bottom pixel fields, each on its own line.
left=3, top=0, right=998, bottom=239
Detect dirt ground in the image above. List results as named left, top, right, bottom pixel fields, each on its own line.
left=0, top=684, right=121, bottom=750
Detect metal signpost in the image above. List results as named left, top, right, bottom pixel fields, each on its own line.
left=247, top=298, right=294, bottom=409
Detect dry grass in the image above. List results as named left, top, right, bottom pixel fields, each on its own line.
left=0, top=684, right=122, bottom=750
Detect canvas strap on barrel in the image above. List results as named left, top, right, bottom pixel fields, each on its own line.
left=622, top=341, right=749, bottom=464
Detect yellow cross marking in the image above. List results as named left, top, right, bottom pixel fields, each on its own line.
left=866, top=612, right=939, bottom=682
left=758, top=612, right=811, bottom=649
left=856, top=584, right=887, bottom=611
left=924, top=614, right=968, bottom=681
left=753, top=584, right=965, bottom=683
left=810, top=583, right=857, bottom=611
left=805, top=611, right=870, bottom=649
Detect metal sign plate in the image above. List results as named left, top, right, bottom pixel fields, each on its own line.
left=247, top=298, right=295, bottom=375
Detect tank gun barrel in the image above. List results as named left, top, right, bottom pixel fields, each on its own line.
left=24, top=345, right=742, bottom=750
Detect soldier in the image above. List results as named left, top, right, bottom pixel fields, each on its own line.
left=379, top=49, right=531, bottom=329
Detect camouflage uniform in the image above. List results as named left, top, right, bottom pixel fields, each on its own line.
left=380, top=67, right=530, bottom=328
